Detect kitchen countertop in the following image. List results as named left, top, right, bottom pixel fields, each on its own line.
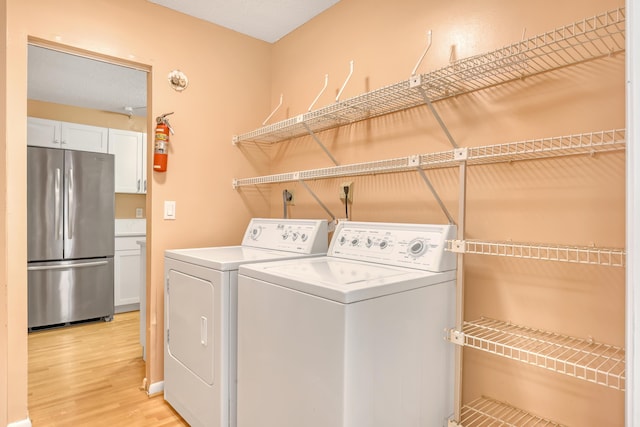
left=115, top=219, right=146, bottom=237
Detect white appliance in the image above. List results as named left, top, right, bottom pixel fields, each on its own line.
left=164, top=218, right=328, bottom=427
left=237, top=221, right=457, bottom=427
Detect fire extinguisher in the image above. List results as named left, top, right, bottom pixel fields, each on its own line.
left=153, top=112, right=174, bottom=172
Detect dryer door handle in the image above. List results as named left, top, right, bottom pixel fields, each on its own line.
left=200, top=316, right=207, bottom=346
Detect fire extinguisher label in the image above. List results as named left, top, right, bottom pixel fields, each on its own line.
left=154, top=141, right=167, bottom=154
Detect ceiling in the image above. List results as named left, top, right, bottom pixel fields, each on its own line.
left=28, top=45, right=148, bottom=118
left=148, top=0, right=341, bottom=43
left=28, top=1, right=339, bottom=118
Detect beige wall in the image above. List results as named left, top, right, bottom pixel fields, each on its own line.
left=1, top=0, right=9, bottom=421
left=264, top=0, right=625, bottom=425
left=3, top=0, right=271, bottom=424
left=28, top=100, right=147, bottom=219
left=1, top=0, right=627, bottom=425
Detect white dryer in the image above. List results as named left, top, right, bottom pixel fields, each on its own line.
left=237, top=221, right=457, bottom=427
left=164, top=218, right=328, bottom=427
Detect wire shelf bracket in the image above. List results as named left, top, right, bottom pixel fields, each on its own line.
left=416, top=167, right=455, bottom=224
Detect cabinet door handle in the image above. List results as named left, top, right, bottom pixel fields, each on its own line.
left=144, top=180, right=147, bottom=193
left=137, top=179, right=141, bottom=192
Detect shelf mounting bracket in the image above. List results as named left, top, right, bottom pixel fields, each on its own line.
left=447, top=329, right=466, bottom=346
left=308, top=74, right=329, bottom=112
left=416, top=167, right=455, bottom=225
left=336, top=60, right=354, bottom=102
left=301, top=122, right=340, bottom=166
left=417, top=87, right=459, bottom=149
left=262, top=93, right=283, bottom=126
left=298, top=179, right=336, bottom=221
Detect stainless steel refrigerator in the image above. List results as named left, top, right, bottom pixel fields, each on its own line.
left=27, top=146, right=115, bottom=329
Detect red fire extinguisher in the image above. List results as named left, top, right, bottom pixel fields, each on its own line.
left=153, top=112, right=174, bottom=172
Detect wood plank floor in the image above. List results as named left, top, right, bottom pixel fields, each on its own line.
left=28, top=311, right=188, bottom=427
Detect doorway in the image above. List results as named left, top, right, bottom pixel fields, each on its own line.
left=26, top=42, right=151, bottom=416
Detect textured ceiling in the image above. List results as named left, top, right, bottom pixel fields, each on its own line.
left=148, top=0, right=341, bottom=43
left=28, top=45, right=148, bottom=118
left=28, top=2, right=339, bottom=117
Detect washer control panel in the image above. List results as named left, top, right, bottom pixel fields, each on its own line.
left=329, top=221, right=457, bottom=272
left=241, top=218, right=328, bottom=254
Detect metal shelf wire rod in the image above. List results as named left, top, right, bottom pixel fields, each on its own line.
left=459, top=396, right=567, bottom=426
left=447, top=239, right=625, bottom=267
left=461, top=318, right=626, bottom=390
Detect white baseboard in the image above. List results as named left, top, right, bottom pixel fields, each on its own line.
left=7, top=418, right=32, bottom=427
left=147, top=380, right=164, bottom=396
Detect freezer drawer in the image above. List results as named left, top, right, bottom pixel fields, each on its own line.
left=28, top=258, right=114, bottom=329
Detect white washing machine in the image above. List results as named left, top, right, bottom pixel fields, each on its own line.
left=164, top=218, right=328, bottom=427
left=237, top=221, right=457, bottom=427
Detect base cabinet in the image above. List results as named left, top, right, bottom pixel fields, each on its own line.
left=114, top=236, right=146, bottom=313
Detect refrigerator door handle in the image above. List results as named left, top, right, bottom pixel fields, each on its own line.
left=55, top=168, right=62, bottom=240
left=67, top=168, right=74, bottom=239
left=27, top=260, right=109, bottom=271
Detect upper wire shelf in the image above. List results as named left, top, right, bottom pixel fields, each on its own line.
left=446, top=239, right=625, bottom=267
left=460, top=318, right=625, bottom=391
left=232, top=129, right=625, bottom=188
left=233, top=8, right=625, bottom=145
left=458, top=396, right=567, bottom=426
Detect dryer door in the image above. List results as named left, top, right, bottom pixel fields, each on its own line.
left=167, top=269, right=215, bottom=385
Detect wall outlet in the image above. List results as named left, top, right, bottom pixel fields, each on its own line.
left=135, top=208, right=144, bottom=218
left=339, top=182, right=353, bottom=203
left=284, top=189, right=295, bottom=205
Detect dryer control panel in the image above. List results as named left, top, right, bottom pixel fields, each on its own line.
left=241, top=218, right=328, bottom=254
left=328, top=221, right=456, bottom=272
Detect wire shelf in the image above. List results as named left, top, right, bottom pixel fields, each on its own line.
left=458, top=396, right=567, bottom=426
left=233, top=8, right=625, bottom=145
left=461, top=318, right=625, bottom=391
left=232, top=129, right=625, bottom=188
left=465, top=129, right=625, bottom=164
left=447, top=239, right=625, bottom=267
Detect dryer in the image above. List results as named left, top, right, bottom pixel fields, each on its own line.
left=164, top=218, right=328, bottom=427
left=237, top=221, right=457, bottom=427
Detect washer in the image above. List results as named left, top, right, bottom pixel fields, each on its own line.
left=237, top=221, right=457, bottom=427
left=164, top=218, right=328, bottom=427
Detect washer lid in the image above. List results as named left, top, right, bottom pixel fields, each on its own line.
left=239, top=257, right=456, bottom=303
left=165, top=246, right=320, bottom=271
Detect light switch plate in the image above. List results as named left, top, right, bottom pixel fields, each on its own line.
left=164, top=201, right=176, bottom=220
left=135, top=208, right=143, bottom=218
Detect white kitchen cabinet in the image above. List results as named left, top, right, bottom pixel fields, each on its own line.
left=27, top=117, right=108, bottom=153
left=108, top=129, right=147, bottom=194
left=114, top=235, right=146, bottom=313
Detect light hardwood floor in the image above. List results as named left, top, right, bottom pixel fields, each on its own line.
left=28, top=311, right=188, bottom=427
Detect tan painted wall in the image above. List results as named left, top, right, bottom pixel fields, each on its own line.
left=1, top=0, right=9, bottom=421
left=3, top=0, right=271, bottom=423
left=27, top=100, right=147, bottom=219
left=258, top=0, right=625, bottom=425
left=2, top=0, right=627, bottom=424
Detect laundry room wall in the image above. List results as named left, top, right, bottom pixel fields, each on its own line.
left=254, top=0, right=626, bottom=425
left=2, top=0, right=272, bottom=424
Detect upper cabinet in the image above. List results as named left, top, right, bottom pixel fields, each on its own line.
left=27, top=117, right=108, bottom=153
left=108, top=129, right=147, bottom=194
